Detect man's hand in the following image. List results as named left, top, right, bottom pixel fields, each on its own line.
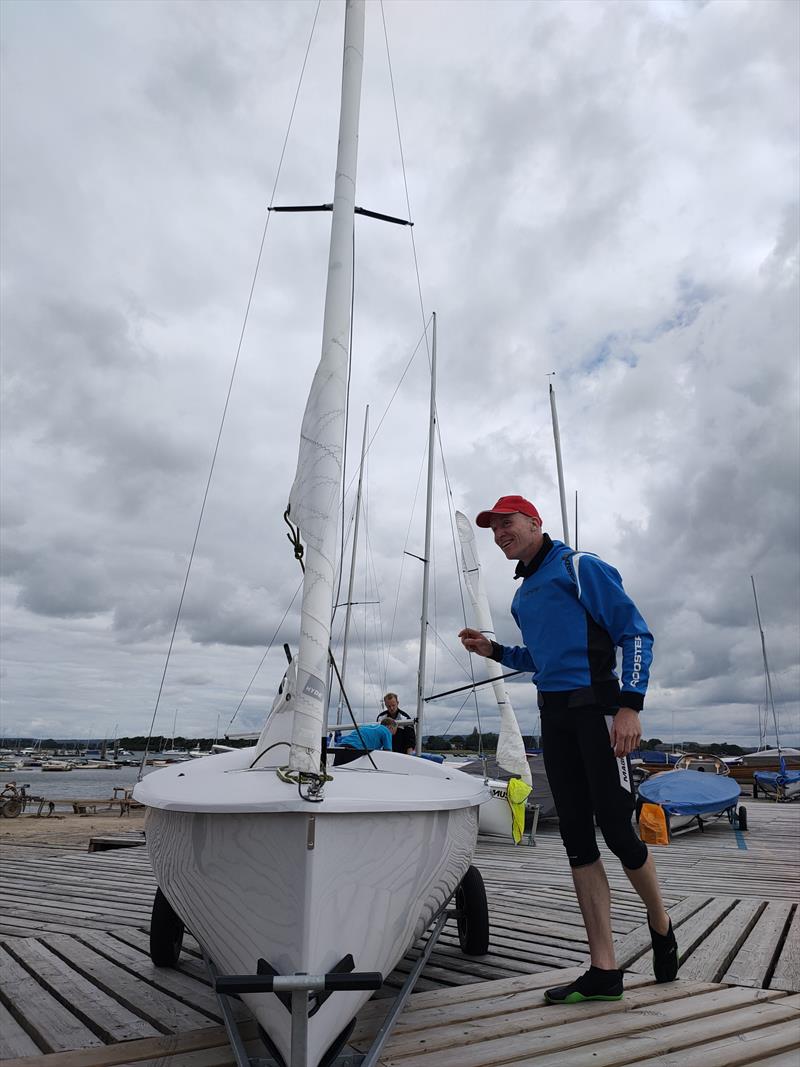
left=458, top=628, right=493, bottom=657
left=609, top=707, right=641, bottom=758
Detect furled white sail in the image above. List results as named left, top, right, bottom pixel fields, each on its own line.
left=457, top=511, right=531, bottom=785
left=266, top=3, right=365, bottom=775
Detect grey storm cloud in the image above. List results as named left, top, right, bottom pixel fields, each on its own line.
left=1, top=0, right=797, bottom=747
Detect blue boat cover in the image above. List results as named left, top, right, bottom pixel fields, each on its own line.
left=754, top=769, right=800, bottom=788
left=638, top=769, right=740, bottom=815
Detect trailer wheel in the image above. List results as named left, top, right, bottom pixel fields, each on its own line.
left=149, top=887, right=184, bottom=967
left=1, top=799, right=21, bottom=818
left=455, top=865, right=489, bottom=956
left=737, top=806, right=748, bottom=831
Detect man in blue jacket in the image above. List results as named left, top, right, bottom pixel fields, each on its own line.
left=338, top=721, right=396, bottom=751
left=459, top=495, right=677, bottom=1003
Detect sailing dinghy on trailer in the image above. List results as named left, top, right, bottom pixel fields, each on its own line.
left=637, top=760, right=746, bottom=838
left=134, top=5, right=489, bottom=1066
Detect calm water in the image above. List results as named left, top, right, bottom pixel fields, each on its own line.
left=0, top=762, right=157, bottom=801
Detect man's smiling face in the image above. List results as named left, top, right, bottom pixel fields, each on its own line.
left=489, top=512, right=543, bottom=563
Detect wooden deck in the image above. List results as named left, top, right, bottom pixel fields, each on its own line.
left=1, top=798, right=798, bottom=1065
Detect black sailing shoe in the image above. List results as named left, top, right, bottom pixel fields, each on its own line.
left=650, top=918, right=678, bottom=982
left=544, top=966, right=624, bottom=1004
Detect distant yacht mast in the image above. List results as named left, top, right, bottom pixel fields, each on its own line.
left=548, top=376, right=571, bottom=546
left=751, top=575, right=781, bottom=755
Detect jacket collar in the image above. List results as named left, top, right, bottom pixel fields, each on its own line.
left=514, top=533, right=553, bottom=580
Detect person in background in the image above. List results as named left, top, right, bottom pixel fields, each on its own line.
left=338, top=720, right=397, bottom=752
left=459, top=495, right=677, bottom=1005
left=378, top=692, right=416, bottom=754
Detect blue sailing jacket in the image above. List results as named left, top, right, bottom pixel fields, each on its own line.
left=496, top=537, right=653, bottom=710
left=337, top=723, right=394, bottom=750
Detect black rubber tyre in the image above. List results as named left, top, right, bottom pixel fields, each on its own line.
left=1, top=799, right=21, bottom=819
left=737, top=805, right=748, bottom=831
left=149, top=887, right=184, bottom=967
left=455, top=865, right=489, bottom=956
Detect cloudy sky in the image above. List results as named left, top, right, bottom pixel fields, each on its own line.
left=1, top=0, right=798, bottom=750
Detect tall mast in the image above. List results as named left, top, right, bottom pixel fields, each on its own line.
left=281, top=0, right=365, bottom=775
left=415, top=313, right=437, bottom=753
left=751, top=575, right=781, bottom=754
left=549, top=379, right=571, bottom=546
left=336, top=404, right=369, bottom=725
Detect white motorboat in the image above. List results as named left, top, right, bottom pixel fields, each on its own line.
left=41, top=760, right=75, bottom=772
left=134, top=5, right=488, bottom=1064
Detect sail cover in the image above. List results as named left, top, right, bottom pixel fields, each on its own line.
left=457, top=511, right=531, bottom=785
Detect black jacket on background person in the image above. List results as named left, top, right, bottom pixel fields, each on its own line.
left=377, top=708, right=416, bottom=753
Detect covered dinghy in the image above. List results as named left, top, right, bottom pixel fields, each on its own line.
left=754, top=758, right=800, bottom=801
left=638, top=768, right=744, bottom=836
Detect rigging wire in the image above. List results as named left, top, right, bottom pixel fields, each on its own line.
left=226, top=579, right=304, bottom=732
left=435, top=405, right=488, bottom=748
left=138, top=3, right=323, bottom=778
left=379, top=0, right=430, bottom=365
left=384, top=436, right=428, bottom=680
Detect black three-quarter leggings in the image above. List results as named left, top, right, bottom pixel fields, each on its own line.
left=541, top=706, right=648, bottom=870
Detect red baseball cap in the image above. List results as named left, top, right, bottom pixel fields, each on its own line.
left=475, top=495, right=541, bottom=528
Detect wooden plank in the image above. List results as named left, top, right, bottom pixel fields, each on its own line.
left=614, top=894, right=710, bottom=970
left=4, top=939, right=159, bottom=1042
left=114, top=1038, right=266, bottom=1067
left=1, top=891, right=149, bottom=921
left=769, top=902, right=800, bottom=992
left=629, top=996, right=800, bottom=1066
left=0, top=999, right=41, bottom=1059
left=41, top=934, right=215, bottom=1034
left=722, top=899, right=793, bottom=988
left=677, top=898, right=764, bottom=983
left=0, top=1020, right=260, bottom=1067
left=736, top=1049, right=800, bottom=1067
left=354, top=973, right=663, bottom=1054
left=78, top=930, right=250, bottom=1023
left=628, top=896, right=737, bottom=975
left=377, top=986, right=788, bottom=1067
left=0, top=944, right=103, bottom=1053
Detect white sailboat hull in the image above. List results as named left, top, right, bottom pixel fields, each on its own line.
left=137, top=748, right=485, bottom=1067
left=476, top=782, right=524, bottom=838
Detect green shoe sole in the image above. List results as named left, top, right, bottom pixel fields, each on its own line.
left=545, top=990, right=624, bottom=1004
